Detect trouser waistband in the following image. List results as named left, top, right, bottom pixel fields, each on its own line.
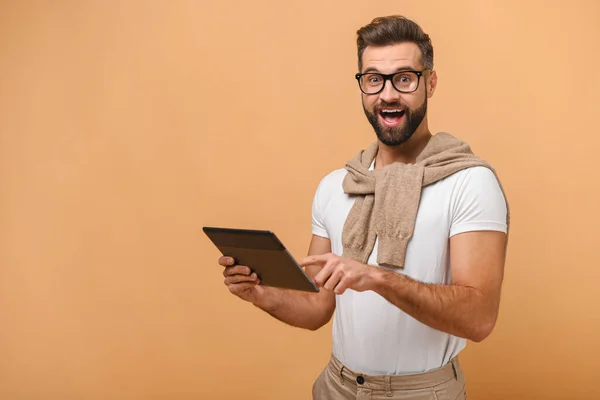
left=328, top=354, right=462, bottom=393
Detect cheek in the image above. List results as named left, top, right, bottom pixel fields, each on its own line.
left=403, top=92, right=426, bottom=110
left=362, top=94, right=378, bottom=111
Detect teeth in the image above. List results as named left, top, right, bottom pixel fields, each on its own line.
left=381, top=109, right=403, bottom=113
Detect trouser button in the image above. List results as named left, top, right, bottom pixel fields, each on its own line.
left=356, top=376, right=365, bottom=384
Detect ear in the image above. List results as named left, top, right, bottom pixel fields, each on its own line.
left=426, top=70, right=438, bottom=98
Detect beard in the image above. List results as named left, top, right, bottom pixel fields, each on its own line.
left=363, top=97, right=428, bottom=147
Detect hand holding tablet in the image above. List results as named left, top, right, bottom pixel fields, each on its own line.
left=204, top=227, right=319, bottom=293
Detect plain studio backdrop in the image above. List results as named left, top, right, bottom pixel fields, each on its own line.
left=0, top=1, right=599, bottom=399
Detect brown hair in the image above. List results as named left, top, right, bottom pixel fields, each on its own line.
left=356, top=15, right=434, bottom=72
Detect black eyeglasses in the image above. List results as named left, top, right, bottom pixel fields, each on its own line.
left=355, top=70, right=429, bottom=94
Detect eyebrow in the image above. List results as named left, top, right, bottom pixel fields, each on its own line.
left=362, top=66, right=418, bottom=74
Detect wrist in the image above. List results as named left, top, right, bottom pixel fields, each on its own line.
left=252, top=287, right=278, bottom=312
left=367, top=265, right=388, bottom=292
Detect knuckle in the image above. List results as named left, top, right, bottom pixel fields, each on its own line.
left=233, top=266, right=246, bottom=275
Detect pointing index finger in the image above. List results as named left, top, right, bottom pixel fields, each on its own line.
left=299, top=254, right=330, bottom=267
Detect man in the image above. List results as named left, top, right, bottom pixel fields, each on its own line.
left=218, top=15, right=509, bottom=400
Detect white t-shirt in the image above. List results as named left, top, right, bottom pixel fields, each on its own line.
left=311, top=164, right=508, bottom=375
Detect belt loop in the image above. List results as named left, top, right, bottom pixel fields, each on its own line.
left=451, top=358, right=458, bottom=380
left=385, top=376, right=393, bottom=397
left=339, top=365, right=346, bottom=386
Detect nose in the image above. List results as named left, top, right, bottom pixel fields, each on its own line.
left=378, top=79, right=401, bottom=103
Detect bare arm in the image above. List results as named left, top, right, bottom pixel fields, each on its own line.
left=302, top=230, right=507, bottom=342
left=373, top=231, right=507, bottom=342
left=221, top=235, right=335, bottom=331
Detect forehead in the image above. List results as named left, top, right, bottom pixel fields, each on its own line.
left=361, top=42, right=423, bottom=73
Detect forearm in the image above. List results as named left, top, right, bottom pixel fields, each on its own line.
left=253, top=288, right=333, bottom=331
left=372, top=269, right=497, bottom=342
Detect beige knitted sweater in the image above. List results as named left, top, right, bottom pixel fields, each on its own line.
left=341, top=132, right=510, bottom=268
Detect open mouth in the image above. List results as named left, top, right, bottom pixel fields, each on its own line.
left=378, top=108, right=405, bottom=127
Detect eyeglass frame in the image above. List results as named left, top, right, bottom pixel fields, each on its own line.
left=354, top=69, right=430, bottom=95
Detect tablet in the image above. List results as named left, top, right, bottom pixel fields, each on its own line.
left=203, top=227, right=319, bottom=293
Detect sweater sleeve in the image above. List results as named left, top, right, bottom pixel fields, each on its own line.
left=449, top=166, right=508, bottom=237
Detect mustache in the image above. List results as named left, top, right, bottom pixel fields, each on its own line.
left=374, top=101, right=407, bottom=112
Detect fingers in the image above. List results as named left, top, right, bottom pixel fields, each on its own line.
left=311, top=255, right=351, bottom=294
left=225, top=273, right=259, bottom=285
left=314, top=257, right=338, bottom=287
left=218, top=256, right=235, bottom=267
left=218, top=256, right=263, bottom=301
left=218, top=257, right=254, bottom=278
left=333, top=280, right=348, bottom=295
left=299, top=253, right=331, bottom=267
left=323, top=268, right=343, bottom=291
left=223, top=265, right=252, bottom=277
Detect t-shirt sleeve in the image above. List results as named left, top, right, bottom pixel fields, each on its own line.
left=311, top=175, right=330, bottom=239
left=449, top=166, right=508, bottom=237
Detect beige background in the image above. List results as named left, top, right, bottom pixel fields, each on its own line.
left=1, top=0, right=599, bottom=399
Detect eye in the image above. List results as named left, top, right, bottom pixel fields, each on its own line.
left=367, top=74, right=382, bottom=84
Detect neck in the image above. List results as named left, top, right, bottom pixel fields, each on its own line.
left=375, top=125, right=432, bottom=168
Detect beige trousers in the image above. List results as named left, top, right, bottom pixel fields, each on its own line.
left=312, top=355, right=467, bottom=400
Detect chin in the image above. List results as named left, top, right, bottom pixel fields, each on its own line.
left=376, top=128, right=414, bottom=147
